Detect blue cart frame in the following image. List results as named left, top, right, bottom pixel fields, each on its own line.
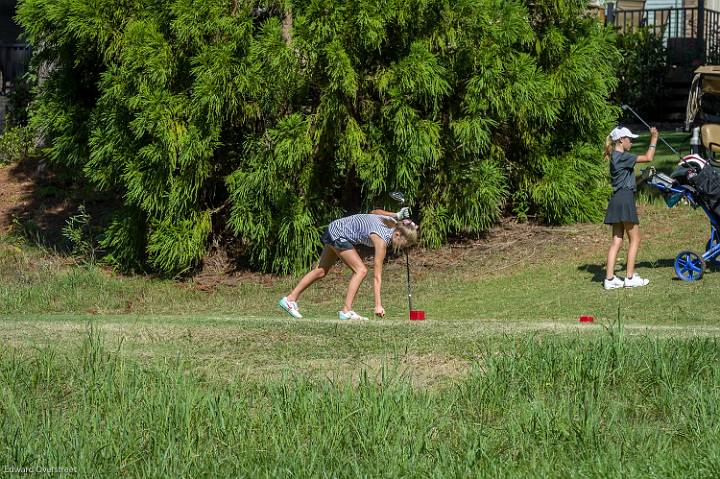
left=645, top=169, right=720, bottom=281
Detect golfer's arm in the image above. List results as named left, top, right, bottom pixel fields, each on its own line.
left=637, top=139, right=658, bottom=163
left=371, top=237, right=386, bottom=307
left=370, top=209, right=396, bottom=218
left=636, top=151, right=655, bottom=163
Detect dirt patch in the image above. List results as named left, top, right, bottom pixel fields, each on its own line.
left=409, top=220, right=605, bottom=278
left=0, top=160, right=34, bottom=233
left=0, top=157, right=117, bottom=253
left=2, top=149, right=689, bottom=297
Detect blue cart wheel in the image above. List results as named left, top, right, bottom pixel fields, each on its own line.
left=675, top=251, right=705, bottom=281
left=706, top=230, right=720, bottom=266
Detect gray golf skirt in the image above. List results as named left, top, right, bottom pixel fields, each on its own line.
left=604, top=188, right=639, bottom=225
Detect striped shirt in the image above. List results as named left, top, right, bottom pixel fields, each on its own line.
left=326, top=214, right=396, bottom=248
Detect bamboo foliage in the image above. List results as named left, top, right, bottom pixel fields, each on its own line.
left=17, top=0, right=619, bottom=275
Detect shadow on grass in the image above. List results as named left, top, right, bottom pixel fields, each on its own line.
left=578, top=258, right=678, bottom=282
left=633, top=259, right=678, bottom=269
left=2, top=156, right=116, bottom=252
left=577, top=263, right=609, bottom=283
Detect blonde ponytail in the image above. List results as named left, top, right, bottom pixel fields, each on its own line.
left=379, top=215, right=420, bottom=252
left=604, top=135, right=614, bottom=161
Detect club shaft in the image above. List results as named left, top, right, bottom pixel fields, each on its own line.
left=623, top=105, right=680, bottom=156
left=405, top=251, right=413, bottom=311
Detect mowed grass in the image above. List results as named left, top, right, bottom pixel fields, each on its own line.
left=2, top=201, right=718, bottom=323
left=2, top=131, right=720, bottom=476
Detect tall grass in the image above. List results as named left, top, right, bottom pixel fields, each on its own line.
left=1, top=326, right=719, bottom=477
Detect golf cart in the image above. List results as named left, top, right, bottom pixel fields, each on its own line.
left=686, top=65, right=720, bottom=165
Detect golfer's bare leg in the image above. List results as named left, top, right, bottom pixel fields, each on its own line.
left=606, top=223, right=625, bottom=279
left=624, top=222, right=641, bottom=278
left=287, top=246, right=338, bottom=302
left=336, top=247, right=368, bottom=313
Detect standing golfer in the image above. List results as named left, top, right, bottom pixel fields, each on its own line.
left=603, top=125, right=659, bottom=289
left=279, top=209, right=419, bottom=320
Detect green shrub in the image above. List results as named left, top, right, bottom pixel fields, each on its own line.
left=5, top=75, right=34, bottom=127
left=0, top=126, right=35, bottom=165
left=16, top=0, right=620, bottom=275
left=614, top=27, right=667, bottom=121
left=62, top=204, right=101, bottom=265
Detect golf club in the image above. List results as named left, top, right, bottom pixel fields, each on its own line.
left=621, top=104, right=681, bottom=158
left=389, top=191, right=425, bottom=321
left=389, top=191, right=406, bottom=205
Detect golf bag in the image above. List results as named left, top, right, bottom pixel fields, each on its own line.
left=689, top=165, right=720, bottom=219
left=672, top=154, right=720, bottom=219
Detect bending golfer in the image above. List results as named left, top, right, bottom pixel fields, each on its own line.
left=603, top=125, right=658, bottom=289
left=279, top=209, right=419, bottom=320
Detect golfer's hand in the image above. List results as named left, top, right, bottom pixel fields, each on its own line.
left=375, top=306, right=385, bottom=318
left=650, top=127, right=659, bottom=139
left=396, top=207, right=410, bottom=220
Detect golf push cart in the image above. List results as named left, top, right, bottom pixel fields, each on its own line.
left=623, top=65, right=720, bottom=281
left=641, top=65, right=720, bottom=281
left=644, top=157, right=720, bottom=281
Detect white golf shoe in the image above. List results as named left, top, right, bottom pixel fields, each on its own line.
left=279, top=297, right=302, bottom=319
left=624, top=274, right=650, bottom=288
left=338, top=310, right=369, bottom=321
left=603, top=276, right=624, bottom=290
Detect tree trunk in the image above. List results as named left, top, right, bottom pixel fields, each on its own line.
left=282, top=9, right=293, bottom=45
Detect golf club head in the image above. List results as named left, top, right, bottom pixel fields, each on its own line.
left=389, top=191, right=406, bottom=205
left=621, top=104, right=630, bottom=110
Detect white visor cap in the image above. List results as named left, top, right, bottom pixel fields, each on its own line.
left=610, top=127, right=639, bottom=142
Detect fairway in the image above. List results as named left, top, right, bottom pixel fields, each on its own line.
left=2, top=314, right=720, bottom=385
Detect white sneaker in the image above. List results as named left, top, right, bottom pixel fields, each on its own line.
left=338, top=310, right=368, bottom=321
left=624, top=274, right=650, bottom=288
left=603, top=276, right=624, bottom=290
left=279, top=297, right=302, bottom=318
